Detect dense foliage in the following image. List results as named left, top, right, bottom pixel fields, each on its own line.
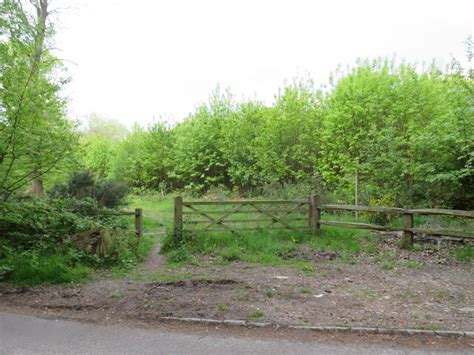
left=0, top=0, right=77, bottom=200
left=82, top=58, right=473, bottom=209
left=0, top=197, right=148, bottom=284
left=51, top=171, right=129, bottom=209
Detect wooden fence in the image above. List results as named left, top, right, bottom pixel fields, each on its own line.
left=174, top=196, right=474, bottom=245
left=90, top=208, right=143, bottom=238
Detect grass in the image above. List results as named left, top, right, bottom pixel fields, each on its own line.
left=128, top=194, right=473, bottom=270
left=453, top=245, right=473, bottom=262
left=162, top=227, right=373, bottom=268
left=246, top=309, right=265, bottom=320
left=1, top=253, right=92, bottom=286
left=128, top=194, right=173, bottom=230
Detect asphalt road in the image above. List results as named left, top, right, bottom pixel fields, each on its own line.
left=0, top=313, right=468, bottom=354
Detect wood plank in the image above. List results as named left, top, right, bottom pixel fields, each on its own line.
left=321, top=204, right=474, bottom=218
left=201, top=204, right=245, bottom=231
left=190, top=226, right=311, bottom=232
left=266, top=202, right=307, bottom=229
left=182, top=209, right=308, bottom=215
left=401, top=213, right=414, bottom=247
left=318, top=221, right=474, bottom=239
left=135, top=208, right=143, bottom=238
left=88, top=211, right=136, bottom=216
left=408, top=209, right=474, bottom=218
left=321, top=205, right=406, bottom=214
left=183, top=200, right=308, bottom=206
left=318, top=220, right=404, bottom=232
left=186, top=205, right=240, bottom=234
left=249, top=204, right=300, bottom=231
left=409, top=228, right=474, bottom=239
left=174, top=196, right=183, bottom=235
left=185, top=217, right=307, bottom=224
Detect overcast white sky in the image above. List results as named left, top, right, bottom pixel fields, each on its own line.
left=53, top=0, right=473, bottom=127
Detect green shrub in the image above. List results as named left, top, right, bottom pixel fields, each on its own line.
left=51, top=171, right=129, bottom=209
left=167, top=247, right=192, bottom=263
left=161, top=229, right=197, bottom=253
left=95, top=180, right=129, bottom=209
left=0, top=198, right=150, bottom=284
left=0, top=248, right=92, bottom=285
left=453, top=246, right=473, bottom=262
left=0, top=199, right=98, bottom=249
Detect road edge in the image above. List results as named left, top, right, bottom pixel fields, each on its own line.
left=160, top=316, right=474, bottom=338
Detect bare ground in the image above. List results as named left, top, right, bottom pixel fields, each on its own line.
left=0, top=236, right=473, bottom=343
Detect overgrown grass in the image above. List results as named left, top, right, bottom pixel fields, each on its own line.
left=129, top=194, right=473, bottom=269
left=453, top=245, right=473, bottom=262
left=128, top=194, right=173, bottom=230
left=0, top=251, right=92, bottom=286
left=161, top=224, right=375, bottom=268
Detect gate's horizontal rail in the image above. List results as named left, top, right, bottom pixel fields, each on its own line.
left=185, top=217, right=307, bottom=224
left=199, top=226, right=311, bottom=232
left=174, top=196, right=473, bottom=243
left=319, top=220, right=404, bottom=232
left=183, top=199, right=307, bottom=206
left=182, top=209, right=308, bottom=215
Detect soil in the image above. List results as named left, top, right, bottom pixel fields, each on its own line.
left=0, top=234, right=473, bottom=348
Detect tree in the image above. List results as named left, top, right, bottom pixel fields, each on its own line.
left=0, top=0, right=76, bottom=200
left=79, top=114, right=127, bottom=180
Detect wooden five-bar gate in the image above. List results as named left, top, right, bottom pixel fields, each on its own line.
left=174, top=196, right=474, bottom=246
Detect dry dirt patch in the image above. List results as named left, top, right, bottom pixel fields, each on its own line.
left=1, top=254, right=472, bottom=334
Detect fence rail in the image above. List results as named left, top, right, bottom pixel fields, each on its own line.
left=174, top=196, right=474, bottom=246
left=175, top=196, right=311, bottom=235
left=89, top=208, right=143, bottom=238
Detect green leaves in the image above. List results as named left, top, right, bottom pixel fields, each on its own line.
left=0, top=0, right=77, bottom=200
left=79, top=59, right=472, bottom=209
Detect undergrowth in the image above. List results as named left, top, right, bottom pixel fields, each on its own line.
left=0, top=197, right=155, bottom=285
left=161, top=225, right=375, bottom=267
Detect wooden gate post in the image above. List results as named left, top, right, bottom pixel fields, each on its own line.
left=401, top=212, right=414, bottom=248
left=135, top=208, right=143, bottom=238
left=174, top=196, right=183, bottom=237
left=309, top=194, right=320, bottom=234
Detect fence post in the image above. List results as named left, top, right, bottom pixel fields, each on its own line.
left=135, top=208, right=143, bottom=238
left=309, top=194, right=320, bottom=234
left=174, top=196, right=183, bottom=237
left=401, top=212, right=414, bottom=248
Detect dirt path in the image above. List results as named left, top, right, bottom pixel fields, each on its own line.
left=142, top=234, right=167, bottom=272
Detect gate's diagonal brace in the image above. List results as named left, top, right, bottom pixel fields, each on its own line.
left=265, top=202, right=306, bottom=229
left=185, top=205, right=239, bottom=234
left=249, top=203, right=299, bottom=231
left=201, top=204, right=246, bottom=233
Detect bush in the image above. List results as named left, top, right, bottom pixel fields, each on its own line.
left=0, top=198, right=99, bottom=249
left=95, top=180, right=129, bottom=208
left=161, top=229, right=197, bottom=253
left=0, top=247, right=92, bottom=285
left=0, top=198, right=149, bottom=284
left=362, top=194, right=397, bottom=225
left=51, top=171, right=129, bottom=209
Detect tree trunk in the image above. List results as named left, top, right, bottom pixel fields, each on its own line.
left=27, top=0, right=49, bottom=196
left=28, top=176, right=44, bottom=195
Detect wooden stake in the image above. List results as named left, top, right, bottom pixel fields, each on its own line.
left=309, top=194, right=320, bottom=234
left=402, top=213, right=414, bottom=248
left=174, top=196, right=183, bottom=237
left=135, top=208, right=143, bottom=238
